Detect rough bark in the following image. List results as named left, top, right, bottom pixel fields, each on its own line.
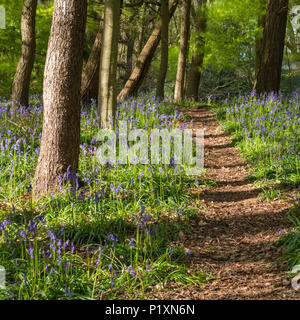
left=118, top=0, right=178, bottom=101
left=11, top=0, right=37, bottom=111
left=186, top=0, right=207, bottom=100
left=98, top=0, right=121, bottom=129
left=254, top=0, right=267, bottom=80
left=253, top=0, right=289, bottom=95
left=33, top=0, right=87, bottom=199
left=156, top=0, right=169, bottom=100
left=174, top=0, right=191, bottom=102
left=81, top=16, right=104, bottom=103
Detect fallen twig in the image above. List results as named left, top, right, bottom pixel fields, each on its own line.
left=6, top=119, right=28, bottom=134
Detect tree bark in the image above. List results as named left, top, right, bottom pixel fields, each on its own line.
left=174, top=0, right=191, bottom=102
left=253, top=0, right=289, bottom=95
left=11, top=0, right=37, bottom=111
left=118, top=0, right=178, bottom=101
left=156, top=0, right=169, bottom=100
left=186, top=0, right=207, bottom=100
left=33, top=0, right=87, bottom=200
left=98, top=0, right=121, bottom=129
left=254, top=0, right=267, bottom=81
left=81, top=16, right=104, bottom=103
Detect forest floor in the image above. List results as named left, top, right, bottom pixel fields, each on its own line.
left=154, top=105, right=300, bottom=300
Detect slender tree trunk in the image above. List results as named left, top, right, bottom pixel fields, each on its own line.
left=135, top=6, right=155, bottom=57
left=174, top=0, right=191, bottom=102
left=33, top=0, right=87, bottom=200
left=81, top=16, right=104, bottom=102
left=186, top=0, right=207, bottom=100
left=137, top=5, right=146, bottom=56
left=156, top=0, right=169, bottom=100
left=125, top=36, right=135, bottom=82
left=11, top=0, right=37, bottom=111
left=253, top=0, right=289, bottom=94
left=118, top=0, right=178, bottom=101
left=254, top=0, right=267, bottom=82
left=98, top=0, right=121, bottom=129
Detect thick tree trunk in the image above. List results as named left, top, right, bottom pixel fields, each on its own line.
left=254, top=0, right=267, bottom=81
left=33, top=0, right=87, bottom=200
left=174, top=0, right=191, bottom=102
left=118, top=0, right=178, bottom=101
left=156, top=0, right=169, bottom=100
left=253, top=0, right=289, bottom=95
left=11, top=0, right=37, bottom=111
left=98, top=0, right=121, bottom=129
left=81, top=16, right=104, bottom=103
left=186, top=0, right=207, bottom=100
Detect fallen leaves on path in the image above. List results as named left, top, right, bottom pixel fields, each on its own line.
left=154, top=106, right=300, bottom=300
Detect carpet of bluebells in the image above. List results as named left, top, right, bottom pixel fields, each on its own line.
left=216, top=92, right=300, bottom=269
left=0, top=96, right=209, bottom=300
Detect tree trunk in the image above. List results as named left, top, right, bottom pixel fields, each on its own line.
left=118, top=0, right=178, bottom=101
left=254, top=0, right=267, bottom=81
left=156, top=0, right=169, bottom=100
left=186, top=0, right=207, bottom=100
left=81, top=16, right=104, bottom=103
left=11, top=0, right=37, bottom=111
left=174, top=0, right=191, bottom=102
left=137, top=6, right=146, bottom=57
left=253, top=0, right=289, bottom=95
left=98, top=0, right=121, bottom=129
left=125, top=36, right=135, bottom=83
left=33, top=0, right=87, bottom=200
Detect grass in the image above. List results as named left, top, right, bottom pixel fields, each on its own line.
left=0, top=96, right=210, bottom=300
left=275, top=196, right=300, bottom=270
left=213, top=91, right=300, bottom=271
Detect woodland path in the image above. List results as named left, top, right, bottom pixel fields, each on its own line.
left=155, top=105, right=300, bottom=300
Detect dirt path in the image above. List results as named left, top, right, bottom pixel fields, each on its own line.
left=157, top=105, right=300, bottom=300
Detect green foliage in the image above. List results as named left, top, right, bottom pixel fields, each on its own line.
left=0, top=0, right=22, bottom=96
left=275, top=197, right=300, bottom=269
left=31, top=3, right=53, bottom=94
left=0, top=0, right=104, bottom=97
left=0, top=0, right=53, bottom=96
left=204, top=0, right=260, bottom=71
